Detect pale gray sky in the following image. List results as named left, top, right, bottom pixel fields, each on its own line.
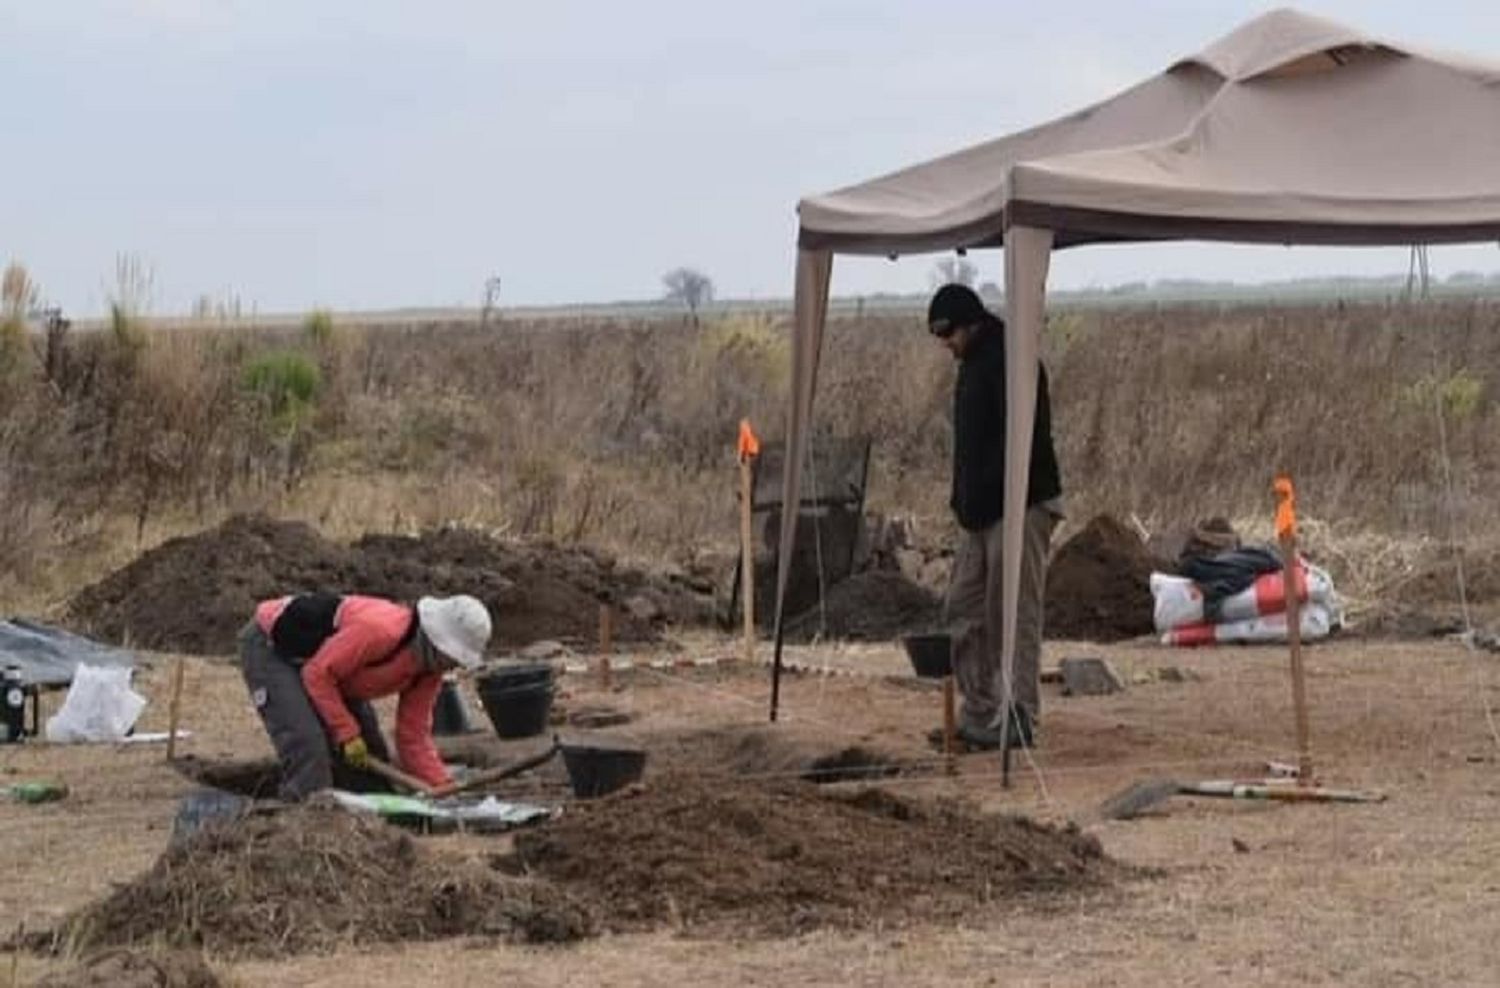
left=3, top=1, right=1498, bottom=315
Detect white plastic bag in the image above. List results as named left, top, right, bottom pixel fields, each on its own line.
left=1151, top=573, right=1204, bottom=631
left=45, top=664, right=148, bottom=743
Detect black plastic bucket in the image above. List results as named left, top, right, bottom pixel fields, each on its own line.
left=902, top=632, right=952, bottom=679
left=476, top=681, right=555, bottom=739
left=560, top=741, right=647, bottom=799
left=433, top=676, right=479, bottom=736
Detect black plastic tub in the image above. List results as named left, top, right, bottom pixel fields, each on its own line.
left=476, top=681, right=555, bottom=739
left=902, top=632, right=952, bottom=679
left=479, top=662, right=555, bottom=691
left=560, top=741, right=647, bottom=799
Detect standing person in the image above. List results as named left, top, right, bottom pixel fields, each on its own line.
left=238, top=592, right=491, bottom=800
left=928, top=283, right=1063, bottom=751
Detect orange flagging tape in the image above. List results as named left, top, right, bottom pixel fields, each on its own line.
left=1273, top=474, right=1297, bottom=540
left=737, top=418, right=760, bottom=462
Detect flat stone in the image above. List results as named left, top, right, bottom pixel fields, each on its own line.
left=1059, top=656, right=1125, bottom=697
left=520, top=640, right=571, bottom=661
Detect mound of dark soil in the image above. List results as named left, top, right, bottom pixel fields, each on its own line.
left=42, top=807, right=592, bottom=959
left=782, top=570, right=942, bottom=642
left=1045, top=514, right=1164, bottom=642
left=67, top=514, right=715, bottom=655
left=514, top=776, right=1119, bottom=936
left=34, top=950, right=221, bottom=988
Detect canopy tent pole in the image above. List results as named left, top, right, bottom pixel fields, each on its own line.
left=997, top=225, right=1054, bottom=785
left=770, top=249, right=833, bottom=722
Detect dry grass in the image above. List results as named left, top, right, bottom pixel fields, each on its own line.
left=3, top=298, right=1499, bottom=615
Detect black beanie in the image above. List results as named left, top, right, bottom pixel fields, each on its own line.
left=927, top=283, right=988, bottom=337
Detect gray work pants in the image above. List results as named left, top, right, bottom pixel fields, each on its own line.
left=944, top=505, right=1059, bottom=730
left=238, top=622, right=391, bottom=801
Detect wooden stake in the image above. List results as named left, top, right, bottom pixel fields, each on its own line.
left=1280, top=530, right=1314, bottom=785
left=739, top=455, right=757, bottom=665
left=166, top=656, right=186, bottom=762
left=942, top=675, right=956, bottom=775
left=598, top=603, right=613, bottom=689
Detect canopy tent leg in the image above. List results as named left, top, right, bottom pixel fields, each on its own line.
left=998, top=225, right=1055, bottom=785
left=769, top=248, right=833, bottom=722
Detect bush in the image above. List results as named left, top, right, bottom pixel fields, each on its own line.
left=242, top=350, right=322, bottom=430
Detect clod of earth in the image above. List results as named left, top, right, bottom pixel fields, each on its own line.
left=66, top=514, right=716, bottom=655
left=1045, top=514, right=1166, bottom=642
left=512, top=775, right=1122, bottom=937
left=36, top=807, right=594, bottom=960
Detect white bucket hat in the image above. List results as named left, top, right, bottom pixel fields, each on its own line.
left=417, top=595, right=492, bottom=671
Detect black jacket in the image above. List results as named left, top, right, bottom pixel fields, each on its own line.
left=951, top=317, right=1063, bottom=531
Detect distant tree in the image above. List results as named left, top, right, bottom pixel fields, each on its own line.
left=931, top=257, right=978, bottom=289
left=481, top=276, right=503, bottom=327
left=662, top=267, right=714, bottom=327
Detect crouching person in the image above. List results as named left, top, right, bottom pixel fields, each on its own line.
left=238, top=592, right=491, bottom=801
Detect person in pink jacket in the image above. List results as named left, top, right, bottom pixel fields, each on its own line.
left=237, top=592, right=491, bottom=800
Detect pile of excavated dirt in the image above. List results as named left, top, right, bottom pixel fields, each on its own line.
left=34, top=950, right=221, bottom=988
left=782, top=570, right=943, bottom=643
left=41, top=807, right=593, bottom=960
left=67, top=514, right=715, bottom=655
left=513, top=776, right=1120, bottom=936
left=1045, top=514, right=1165, bottom=643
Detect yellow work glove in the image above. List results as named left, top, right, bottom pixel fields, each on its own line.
left=341, top=737, right=371, bottom=770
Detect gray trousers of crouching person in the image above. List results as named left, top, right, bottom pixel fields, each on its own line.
left=238, top=622, right=392, bottom=801
left=944, top=503, right=1061, bottom=731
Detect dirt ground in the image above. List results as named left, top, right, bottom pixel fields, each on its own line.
left=3, top=632, right=1500, bottom=985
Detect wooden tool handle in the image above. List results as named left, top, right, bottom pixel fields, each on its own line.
left=364, top=756, right=437, bottom=798
left=443, top=743, right=561, bottom=797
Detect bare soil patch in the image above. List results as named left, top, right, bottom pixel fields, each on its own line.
left=512, top=775, right=1121, bottom=936
left=34, top=949, right=222, bottom=988
left=37, top=807, right=593, bottom=959
left=66, top=514, right=715, bottom=655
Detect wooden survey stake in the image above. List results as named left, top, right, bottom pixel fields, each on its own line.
left=1275, top=475, right=1314, bottom=785
left=166, top=656, right=186, bottom=761
left=942, top=675, right=957, bottom=774
left=737, top=419, right=761, bottom=665
left=597, top=603, right=614, bottom=689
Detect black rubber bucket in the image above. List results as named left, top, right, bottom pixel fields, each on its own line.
left=476, top=681, right=555, bottom=739
left=561, top=741, right=647, bottom=799
left=432, top=676, right=479, bottom=736
left=902, top=632, right=952, bottom=679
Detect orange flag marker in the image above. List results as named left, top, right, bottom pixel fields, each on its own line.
left=737, top=420, right=760, bottom=665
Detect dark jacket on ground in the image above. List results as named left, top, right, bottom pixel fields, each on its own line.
left=951, top=316, right=1063, bottom=531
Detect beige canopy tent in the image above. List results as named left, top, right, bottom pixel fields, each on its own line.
left=770, top=8, right=1500, bottom=729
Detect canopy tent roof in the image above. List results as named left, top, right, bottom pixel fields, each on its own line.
left=797, top=8, right=1500, bottom=254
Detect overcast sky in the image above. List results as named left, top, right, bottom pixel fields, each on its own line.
left=4, top=1, right=1499, bottom=315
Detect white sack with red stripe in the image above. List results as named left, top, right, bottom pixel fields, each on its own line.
left=1151, top=562, right=1337, bottom=633
left=1161, top=603, right=1338, bottom=647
